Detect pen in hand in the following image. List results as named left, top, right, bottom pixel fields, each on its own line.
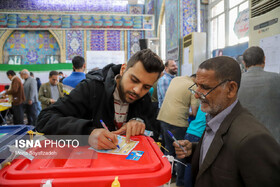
left=100, top=119, right=109, bottom=130
left=167, top=130, right=188, bottom=154
left=100, top=119, right=120, bottom=149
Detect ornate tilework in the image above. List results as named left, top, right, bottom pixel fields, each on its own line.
left=145, top=0, right=156, bottom=38
left=127, top=31, right=144, bottom=59
left=182, top=0, right=197, bottom=36
left=0, top=30, right=6, bottom=38
left=166, top=0, right=179, bottom=59
left=65, top=30, right=84, bottom=61
left=0, top=13, right=152, bottom=30
left=107, top=30, right=122, bottom=51
left=0, top=0, right=127, bottom=13
left=86, top=30, right=124, bottom=51
left=87, top=30, right=105, bottom=51
left=127, top=4, right=144, bottom=60
left=127, top=5, right=144, bottom=14
left=3, top=30, right=60, bottom=64
left=51, top=30, right=63, bottom=47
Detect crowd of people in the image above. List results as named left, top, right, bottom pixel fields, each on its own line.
left=2, top=56, right=86, bottom=125
left=2, top=47, right=280, bottom=186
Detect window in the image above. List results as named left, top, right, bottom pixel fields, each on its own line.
left=228, top=1, right=249, bottom=46
left=209, top=0, right=248, bottom=54
left=212, top=1, right=224, bottom=17
left=209, top=0, right=225, bottom=52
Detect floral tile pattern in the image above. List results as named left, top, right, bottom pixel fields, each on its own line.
left=3, top=30, right=60, bottom=64
left=107, top=30, right=124, bottom=51
left=182, top=0, right=197, bottom=36
left=66, top=30, right=84, bottom=61
left=87, top=30, right=105, bottom=51
left=0, top=0, right=127, bottom=12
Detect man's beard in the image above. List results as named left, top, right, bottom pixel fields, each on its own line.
left=118, top=77, right=140, bottom=103
left=169, top=69, right=177, bottom=76
left=200, top=94, right=227, bottom=116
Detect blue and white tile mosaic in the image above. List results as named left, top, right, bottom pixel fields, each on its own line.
left=66, top=30, right=84, bottom=61
left=182, top=0, right=197, bottom=36
left=3, top=30, right=60, bottom=64
left=0, top=0, right=127, bottom=13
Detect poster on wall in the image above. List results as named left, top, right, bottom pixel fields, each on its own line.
left=234, top=9, right=249, bottom=39
left=260, top=34, right=280, bottom=73
left=86, top=51, right=125, bottom=71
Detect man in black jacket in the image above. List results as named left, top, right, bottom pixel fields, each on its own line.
left=36, top=49, right=164, bottom=150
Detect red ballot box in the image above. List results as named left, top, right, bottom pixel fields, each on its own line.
left=0, top=136, right=171, bottom=187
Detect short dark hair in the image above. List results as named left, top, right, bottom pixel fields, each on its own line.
left=243, top=46, right=264, bottom=68
left=190, top=74, right=196, bottom=78
left=164, top=60, right=170, bottom=67
left=126, top=49, right=164, bottom=77
left=72, top=56, right=85, bottom=69
left=6, top=70, right=16, bottom=76
left=49, top=70, right=59, bottom=78
left=30, top=72, right=34, bottom=77
left=199, top=56, right=241, bottom=89
left=59, top=72, right=63, bottom=75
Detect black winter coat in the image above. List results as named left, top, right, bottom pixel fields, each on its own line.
left=36, top=64, right=159, bottom=139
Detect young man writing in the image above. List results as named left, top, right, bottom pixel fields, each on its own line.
left=37, top=49, right=164, bottom=150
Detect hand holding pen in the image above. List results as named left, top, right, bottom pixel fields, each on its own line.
left=167, top=130, right=188, bottom=154
left=88, top=121, right=119, bottom=150
left=100, top=120, right=120, bottom=149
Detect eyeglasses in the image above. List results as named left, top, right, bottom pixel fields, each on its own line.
left=188, top=79, right=231, bottom=100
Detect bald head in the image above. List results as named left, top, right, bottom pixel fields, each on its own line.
left=20, top=69, right=30, bottom=79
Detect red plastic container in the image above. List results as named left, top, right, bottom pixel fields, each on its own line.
left=0, top=136, right=171, bottom=187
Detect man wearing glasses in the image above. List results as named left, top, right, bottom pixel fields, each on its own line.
left=174, top=56, right=280, bottom=187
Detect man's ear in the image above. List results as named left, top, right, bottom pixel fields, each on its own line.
left=262, top=56, right=266, bottom=68
left=120, top=63, right=127, bottom=76
left=242, top=60, right=248, bottom=70
left=227, top=81, right=238, bottom=99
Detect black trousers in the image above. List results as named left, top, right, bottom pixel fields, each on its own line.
left=12, top=103, right=24, bottom=124
left=24, top=103, right=37, bottom=126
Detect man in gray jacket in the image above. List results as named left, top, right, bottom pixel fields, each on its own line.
left=20, top=69, right=38, bottom=126
left=238, top=46, right=280, bottom=143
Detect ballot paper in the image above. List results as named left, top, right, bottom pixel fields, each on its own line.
left=0, top=102, right=11, bottom=107
left=89, top=135, right=139, bottom=155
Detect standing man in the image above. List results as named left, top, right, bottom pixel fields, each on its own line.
left=174, top=56, right=280, bottom=187
left=30, top=72, right=42, bottom=116
left=58, top=72, right=65, bottom=83
left=36, top=49, right=164, bottom=150
left=20, top=69, right=38, bottom=126
left=157, top=59, right=178, bottom=108
left=5, top=70, right=25, bottom=124
left=38, top=71, right=64, bottom=110
left=238, top=46, right=280, bottom=143
left=157, top=75, right=199, bottom=186
left=63, top=56, right=86, bottom=88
